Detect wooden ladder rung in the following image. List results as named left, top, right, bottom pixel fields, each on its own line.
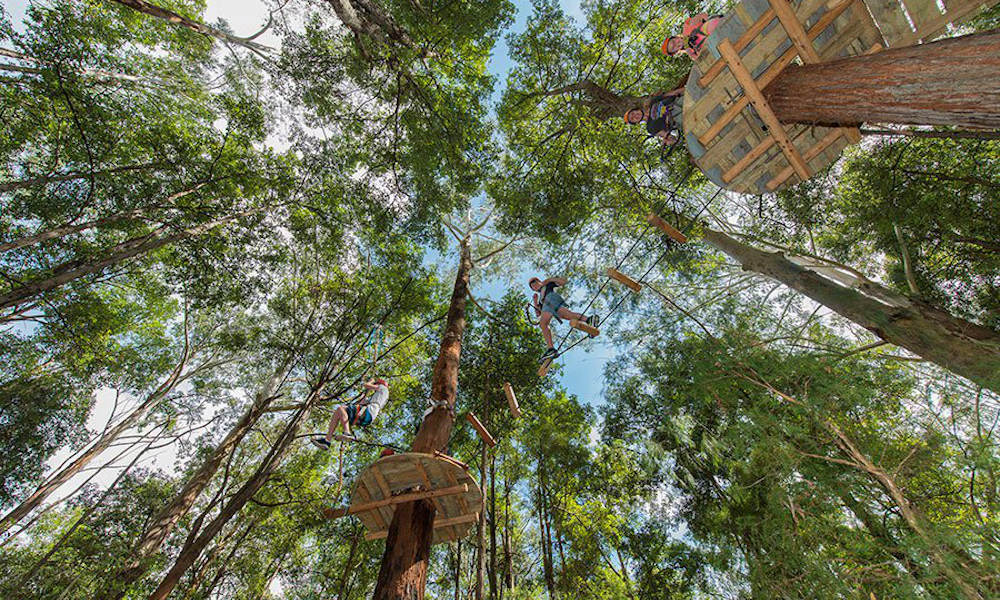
left=646, top=213, right=689, bottom=243
left=502, top=382, right=521, bottom=418
left=570, top=319, right=599, bottom=337
left=606, top=268, right=642, bottom=293
left=465, top=412, right=496, bottom=447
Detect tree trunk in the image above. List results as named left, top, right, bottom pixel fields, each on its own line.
left=107, top=0, right=273, bottom=54
left=488, top=452, right=497, bottom=600
left=97, top=361, right=288, bottom=600
left=371, top=238, right=472, bottom=600
left=337, top=531, right=362, bottom=600
left=0, top=345, right=192, bottom=536
left=764, top=30, right=1000, bottom=130
left=502, top=479, right=513, bottom=592
left=699, top=227, right=1000, bottom=392
left=475, top=437, right=487, bottom=600
left=146, top=387, right=325, bottom=600
left=0, top=208, right=256, bottom=311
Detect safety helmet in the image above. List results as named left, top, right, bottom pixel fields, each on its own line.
left=623, top=108, right=644, bottom=124
left=662, top=36, right=682, bottom=56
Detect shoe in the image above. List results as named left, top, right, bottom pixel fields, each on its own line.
left=311, top=437, right=331, bottom=451
left=539, top=347, right=558, bottom=363
left=332, top=433, right=357, bottom=443
left=586, top=315, right=600, bottom=328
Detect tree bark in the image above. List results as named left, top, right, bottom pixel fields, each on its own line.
left=107, top=0, right=273, bottom=54
left=337, top=530, right=362, bottom=600
left=0, top=344, right=193, bottom=536
left=475, top=436, right=487, bottom=600
left=764, top=30, right=1000, bottom=130
left=488, top=452, right=497, bottom=600
left=371, top=238, right=472, bottom=600
left=97, top=361, right=289, bottom=600
left=699, top=227, right=1000, bottom=393
left=0, top=208, right=257, bottom=311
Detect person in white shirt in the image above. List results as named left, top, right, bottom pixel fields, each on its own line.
left=311, top=378, right=389, bottom=450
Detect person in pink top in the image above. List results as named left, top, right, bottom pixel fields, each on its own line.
left=662, top=13, right=723, bottom=59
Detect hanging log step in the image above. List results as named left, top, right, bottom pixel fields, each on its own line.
left=570, top=319, right=600, bottom=337
left=465, top=412, right=496, bottom=447
left=607, top=268, right=642, bottom=293
left=502, top=382, right=521, bottom=418
left=646, top=214, right=688, bottom=243
left=538, top=358, right=553, bottom=377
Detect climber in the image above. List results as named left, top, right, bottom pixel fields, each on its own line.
left=310, top=378, right=390, bottom=450
left=623, top=87, right=685, bottom=147
left=662, top=13, right=723, bottom=60
left=529, top=276, right=599, bottom=362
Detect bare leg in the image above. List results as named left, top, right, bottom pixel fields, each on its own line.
left=325, top=406, right=350, bottom=442
left=556, top=306, right=584, bottom=321
left=539, top=312, right=554, bottom=348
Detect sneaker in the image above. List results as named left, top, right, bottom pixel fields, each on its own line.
left=586, top=315, right=600, bottom=328
left=539, top=347, right=558, bottom=362
left=311, top=437, right=331, bottom=451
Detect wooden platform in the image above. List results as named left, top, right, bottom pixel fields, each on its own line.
left=347, top=452, right=482, bottom=543
left=682, top=0, right=998, bottom=193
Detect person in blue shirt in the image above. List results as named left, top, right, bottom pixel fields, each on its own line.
left=529, top=276, right=599, bottom=362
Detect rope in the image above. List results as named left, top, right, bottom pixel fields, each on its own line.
left=552, top=164, right=699, bottom=355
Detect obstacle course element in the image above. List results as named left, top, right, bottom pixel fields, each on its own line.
left=465, top=412, right=496, bottom=447
left=607, top=268, right=642, bottom=293
left=538, top=357, right=553, bottom=377
left=570, top=319, right=600, bottom=337
left=503, top=382, right=521, bottom=418
left=339, top=452, right=482, bottom=543
left=682, top=0, right=996, bottom=193
left=647, top=214, right=688, bottom=243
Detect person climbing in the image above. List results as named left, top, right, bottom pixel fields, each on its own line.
left=662, top=13, right=723, bottom=60
left=310, top=378, right=390, bottom=450
left=529, top=276, right=599, bottom=362
left=624, top=87, right=685, bottom=147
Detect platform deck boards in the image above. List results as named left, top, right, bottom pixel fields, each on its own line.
left=349, top=452, right=482, bottom=545
left=682, top=0, right=997, bottom=193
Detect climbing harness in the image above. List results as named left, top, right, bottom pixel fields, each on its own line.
left=422, top=397, right=453, bottom=419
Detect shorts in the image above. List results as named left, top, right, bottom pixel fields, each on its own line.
left=541, top=291, right=567, bottom=315
left=345, top=404, right=373, bottom=427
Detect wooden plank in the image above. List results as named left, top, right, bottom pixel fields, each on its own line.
left=646, top=213, right=689, bottom=243
left=699, top=8, right=777, bottom=87
left=503, top=382, right=521, bottom=418
left=328, top=484, right=470, bottom=519
left=413, top=459, right=454, bottom=540
left=698, top=0, right=855, bottom=146
left=766, top=127, right=844, bottom=189
left=718, top=39, right=811, bottom=181
left=723, top=136, right=775, bottom=182
left=865, top=0, right=914, bottom=46
left=569, top=319, right=599, bottom=337
left=606, top=268, right=642, bottom=293
left=465, top=412, right=496, bottom=447
left=898, top=0, right=988, bottom=45
left=356, top=481, right=386, bottom=529
left=366, top=512, right=480, bottom=541
left=538, top=358, right=552, bottom=377
left=369, top=463, right=396, bottom=527
left=768, top=0, right=822, bottom=62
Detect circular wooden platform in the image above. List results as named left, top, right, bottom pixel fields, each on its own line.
left=349, top=452, right=482, bottom=544
left=681, top=0, right=994, bottom=193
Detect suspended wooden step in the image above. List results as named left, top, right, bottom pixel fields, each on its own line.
left=465, top=412, right=496, bottom=447
left=570, top=319, right=599, bottom=337
left=538, top=358, right=553, bottom=377
left=646, top=214, right=688, bottom=244
left=681, top=0, right=995, bottom=193
left=607, top=268, right=642, bottom=293
left=502, top=382, right=521, bottom=418
left=336, top=452, right=482, bottom=543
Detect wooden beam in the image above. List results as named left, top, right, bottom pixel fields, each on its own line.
left=897, top=0, right=986, bottom=46
left=698, top=8, right=777, bottom=88
left=722, top=136, right=775, bottom=183
left=325, top=484, right=470, bottom=519
left=606, top=268, right=642, bottom=293
left=768, top=0, right=821, bottom=63
left=766, top=127, right=844, bottom=189
left=366, top=512, right=480, bottom=541
left=570, top=319, right=600, bottom=337
left=465, top=412, right=496, bottom=447
left=538, top=358, right=552, bottom=377
left=698, top=0, right=855, bottom=146
left=646, top=213, right=688, bottom=243
left=502, top=382, right=521, bottom=418
left=718, top=39, right=811, bottom=182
